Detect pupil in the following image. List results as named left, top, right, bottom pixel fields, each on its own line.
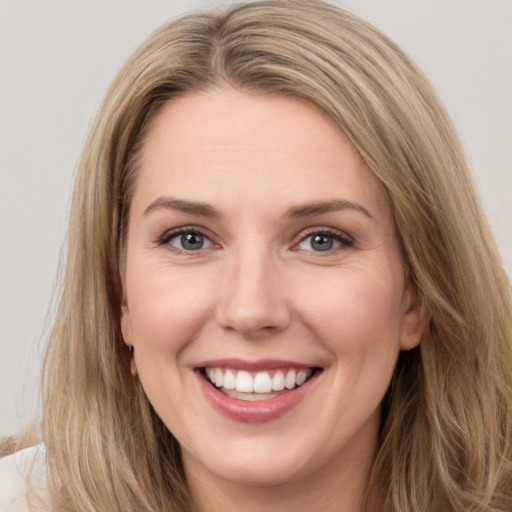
left=181, top=233, right=203, bottom=250
left=312, top=234, right=333, bottom=251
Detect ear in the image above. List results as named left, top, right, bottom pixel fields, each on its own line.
left=120, top=302, right=139, bottom=377
left=120, top=301, right=133, bottom=348
left=399, top=279, right=428, bottom=351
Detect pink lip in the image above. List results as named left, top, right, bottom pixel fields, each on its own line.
left=195, top=360, right=321, bottom=423
left=196, top=358, right=314, bottom=371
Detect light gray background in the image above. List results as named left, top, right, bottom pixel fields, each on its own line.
left=1, top=0, right=511, bottom=437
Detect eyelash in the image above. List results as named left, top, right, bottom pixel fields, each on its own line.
left=293, top=227, right=354, bottom=252
left=156, top=226, right=354, bottom=253
left=157, top=226, right=217, bottom=254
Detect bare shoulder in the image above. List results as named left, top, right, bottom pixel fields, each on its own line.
left=0, top=444, right=48, bottom=512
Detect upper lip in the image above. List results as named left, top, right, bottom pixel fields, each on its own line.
left=195, top=358, right=319, bottom=371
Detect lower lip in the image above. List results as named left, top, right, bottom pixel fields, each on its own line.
left=197, top=371, right=320, bottom=423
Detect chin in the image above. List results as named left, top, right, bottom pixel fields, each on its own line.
left=182, top=431, right=329, bottom=489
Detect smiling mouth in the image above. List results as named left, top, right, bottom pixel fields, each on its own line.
left=199, top=367, right=321, bottom=401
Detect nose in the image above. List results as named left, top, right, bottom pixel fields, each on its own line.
left=216, top=247, right=291, bottom=337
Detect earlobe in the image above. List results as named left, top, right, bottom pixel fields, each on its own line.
left=120, top=304, right=138, bottom=377
left=120, top=303, right=133, bottom=348
left=400, top=281, right=429, bottom=351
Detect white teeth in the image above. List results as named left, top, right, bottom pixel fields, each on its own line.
left=271, top=371, right=285, bottom=391
left=204, top=367, right=313, bottom=394
left=253, top=372, right=272, bottom=393
left=285, top=369, right=296, bottom=390
left=214, top=368, right=224, bottom=387
left=224, top=390, right=281, bottom=401
left=223, top=369, right=236, bottom=390
left=296, top=369, right=309, bottom=386
left=235, top=371, right=253, bottom=392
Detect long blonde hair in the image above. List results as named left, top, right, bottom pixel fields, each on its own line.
left=35, top=1, right=512, bottom=510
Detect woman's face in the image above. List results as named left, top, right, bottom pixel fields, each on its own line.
left=120, top=88, right=425, bottom=490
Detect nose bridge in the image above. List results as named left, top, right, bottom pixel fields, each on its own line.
left=217, top=241, right=290, bottom=335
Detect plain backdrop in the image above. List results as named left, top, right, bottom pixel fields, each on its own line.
left=1, top=0, right=511, bottom=437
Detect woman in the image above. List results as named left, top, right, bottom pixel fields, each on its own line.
left=1, top=1, right=511, bottom=511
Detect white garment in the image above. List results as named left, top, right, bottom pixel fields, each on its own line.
left=0, top=444, right=48, bottom=512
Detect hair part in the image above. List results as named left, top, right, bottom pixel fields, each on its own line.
left=35, top=1, right=512, bottom=510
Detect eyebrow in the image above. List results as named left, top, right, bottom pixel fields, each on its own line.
left=143, top=196, right=373, bottom=220
left=286, top=200, right=374, bottom=220
left=144, top=197, right=219, bottom=217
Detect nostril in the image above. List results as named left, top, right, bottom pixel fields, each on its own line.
left=216, top=266, right=291, bottom=335
left=216, top=300, right=292, bottom=336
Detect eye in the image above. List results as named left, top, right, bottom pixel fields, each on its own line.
left=165, top=230, right=213, bottom=251
left=296, top=229, right=353, bottom=252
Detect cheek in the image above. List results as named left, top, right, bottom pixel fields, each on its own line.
left=125, top=260, right=219, bottom=353
left=124, top=266, right=218, bottom=422
left=293, top=267, right=404, bottom=356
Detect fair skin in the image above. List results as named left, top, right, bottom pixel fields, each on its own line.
left=120, top=87, right=426, bottom=512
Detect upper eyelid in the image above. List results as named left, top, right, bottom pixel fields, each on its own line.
left=159, top=225, right=218, bottom=245
left=294, top=226, right=353, bottom=243
left=156, top=224, right=353, bottom=248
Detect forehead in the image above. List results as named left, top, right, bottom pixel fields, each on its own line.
left=132, top=88, right=390, bottom=220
